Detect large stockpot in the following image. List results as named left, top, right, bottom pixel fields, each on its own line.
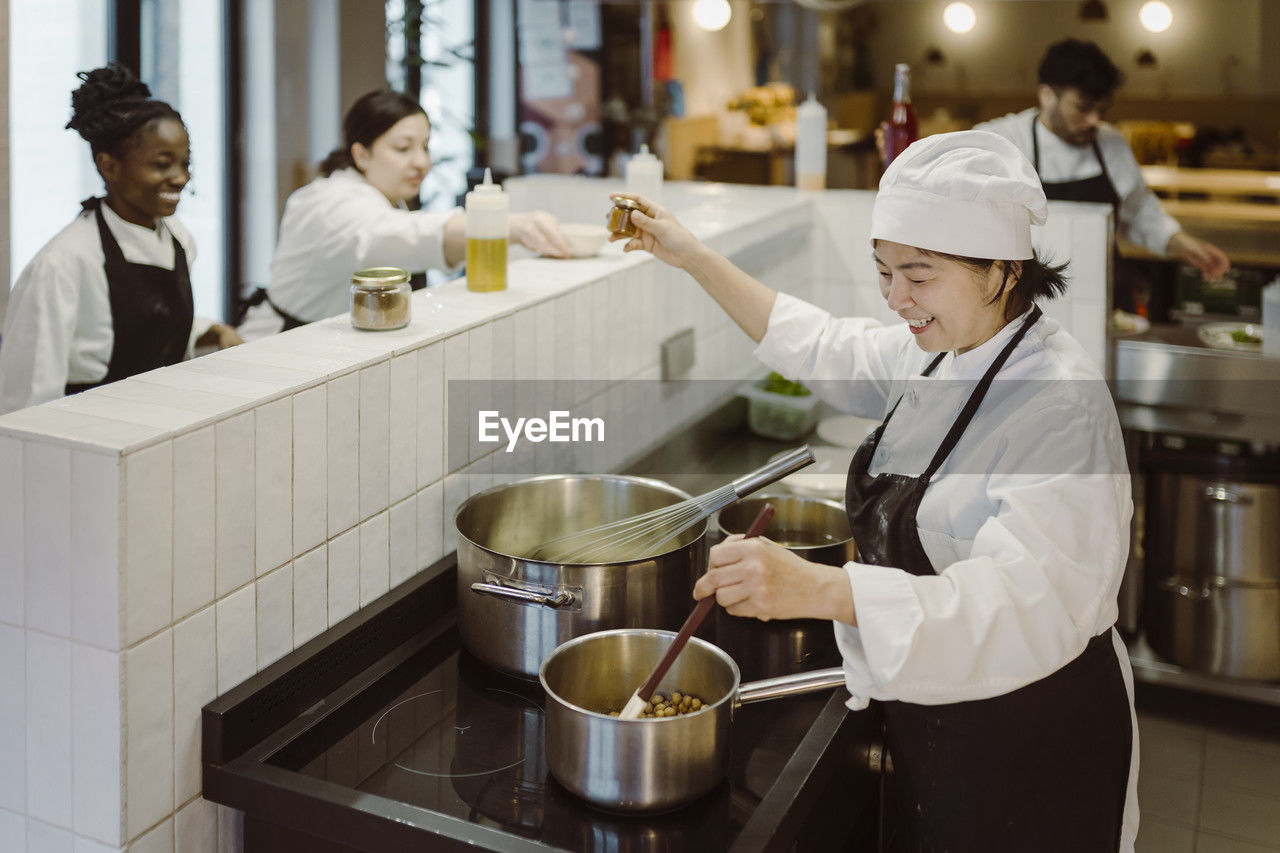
left=539, top=628, right=847, bottom=813
left=1144, top=448, right=1280, bottom=681
left=456, top=475, right=707, bottom=678
left=714, top=493, right=854, bottom=680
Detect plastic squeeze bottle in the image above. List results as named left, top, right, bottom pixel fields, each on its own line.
left=465, top=168, right=508, bottom=292
left=625, top=144, right=664, bottom=205
left=795, top=92, right=827, bottom=190
left=1262, top=277, right=1280, bottom=357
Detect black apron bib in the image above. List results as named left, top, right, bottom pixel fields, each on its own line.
left=1031, top=114, right=1120, bottom=214
left=845, top=307, right=1132, bottom=852
left=1030, top=114, right=1147, bottom=316
left=66, top=198, right=194, bottom=395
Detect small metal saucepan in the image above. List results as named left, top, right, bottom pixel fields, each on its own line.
left=714, top=493, right=855, bottom=680
left=540, top=628, right=847, bottom=812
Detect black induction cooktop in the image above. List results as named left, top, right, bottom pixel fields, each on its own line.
left=202, top=557, right=882, bottom=852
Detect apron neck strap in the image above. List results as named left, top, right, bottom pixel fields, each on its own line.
left=920, top=305, right=1043, bottom=481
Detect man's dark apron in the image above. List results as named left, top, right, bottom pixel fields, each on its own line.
left=1030, top=113, right=1146, bottom=316
left=845, top=307, right=1132, bottom=852
left=66, top=198, right=194, bottom=395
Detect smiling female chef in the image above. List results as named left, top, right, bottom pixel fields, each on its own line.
left=238, top=89, right=573, bottom=337
left=616, top=131, right=1137, bottom=851
left=0, top=64, right=241, bottom=415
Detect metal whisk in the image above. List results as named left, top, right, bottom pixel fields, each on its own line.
left=530, top=446, right=816, bottom=564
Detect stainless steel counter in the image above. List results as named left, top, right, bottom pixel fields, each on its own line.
left=1110, top=324, right=1280, bottom=443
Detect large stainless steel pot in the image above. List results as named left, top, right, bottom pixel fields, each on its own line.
left=540, top=628, right=846, bottom=812
left=1144, top=451, right=1280, bottom=680
left=456, top=475, right=707, bottom=678
left=714, top=493, right=853, bottom=680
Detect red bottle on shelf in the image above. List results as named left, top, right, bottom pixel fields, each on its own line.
left=883, top=63, right=918, bottom=167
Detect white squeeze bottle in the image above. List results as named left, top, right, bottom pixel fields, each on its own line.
left=795, top=92, right=827, bottom=191
left=625, top=144, right=664, bottom=205
left=1262, top=277, right=1280, bottom=357
left=465, top=168, right=508, bottom=292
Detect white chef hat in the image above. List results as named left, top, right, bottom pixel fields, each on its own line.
left=871, top=130, right=1048, bottom=261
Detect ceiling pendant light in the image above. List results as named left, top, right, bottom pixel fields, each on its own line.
left=943, top=2, right=977, bottom=34
left=692, top=0, right=731, bottom=32
left=1139, top=1, right=1173, bottom=33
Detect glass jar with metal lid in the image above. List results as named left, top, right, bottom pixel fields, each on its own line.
left=350, top=267, right=412, bottom=331
left=607, top=195, right=644, bottom=238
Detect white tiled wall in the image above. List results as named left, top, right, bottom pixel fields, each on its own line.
left=0, top=177, right=1113, bottom=850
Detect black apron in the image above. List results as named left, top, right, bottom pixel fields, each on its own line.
left=236, top=275, right=426, bottom=332
left=845, top=307, right=1132, bottom=852
left=1031, top=113, right=1120, bottom=214
left=1030, top=114, right=1146, bottom=316
left=66, top=198, right=194, bottom=395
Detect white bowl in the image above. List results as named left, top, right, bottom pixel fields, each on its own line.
left=559, top=223, right=610, bottom=258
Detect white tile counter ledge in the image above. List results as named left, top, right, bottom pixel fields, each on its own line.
left=0, top=176, right=1110, bottom=851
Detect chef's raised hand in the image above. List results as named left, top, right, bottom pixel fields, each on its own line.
left=609, top=193, right=702, bottom=270
left=511, top=211, right=573, bottom=258
left=1167, top=231, right=1230, bottom=282
left=695, top=535, right=857, bottom=625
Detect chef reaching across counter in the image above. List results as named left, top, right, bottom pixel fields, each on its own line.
left=238, top=90, right=573, bottom=337
left=0, top=64, right=242, bottom=415
left=614, top=131, right=1137, bottom=851
left=978, top=38, right=1228, bottom=284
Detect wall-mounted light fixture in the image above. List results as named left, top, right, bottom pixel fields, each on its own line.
left=1079, top=0, right=1108, bottom=22
left=924, top=46, right=947, bottom=66
left=943, top=2, right=976, bottom=34
left=1135, top=48, right=1158, bottom=68
left=1139, top=1, right=1173, bottom=33
left=692, top=0, right=731, bottom=32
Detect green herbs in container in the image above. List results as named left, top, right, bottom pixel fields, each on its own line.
left=739, top=372, right=820, bottom=440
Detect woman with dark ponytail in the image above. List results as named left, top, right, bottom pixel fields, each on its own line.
left=615, top=131, right=1140, bottom=850
left=239, top=89, right=573, bottom=337
left=0, top=64, right=241, bottom=413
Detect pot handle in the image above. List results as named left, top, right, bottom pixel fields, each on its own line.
left=1203, top=485, right=1253, bottom=505
left=735, top=666, right=847, bottom=707
left=470, top=581, right=576, bottom=608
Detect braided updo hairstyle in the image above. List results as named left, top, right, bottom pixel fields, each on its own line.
left=65, top=63, right=184, bottom=159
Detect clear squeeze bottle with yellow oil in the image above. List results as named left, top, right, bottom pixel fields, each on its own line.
left=465, top=168, right=508, bottom=292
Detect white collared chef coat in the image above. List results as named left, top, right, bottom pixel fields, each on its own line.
left=976, top=108, right=1181, bottom=255
left=755, top=293, right=1139, bottom=847
left=0, top=204, right=212, bottom=415
left=264, top=168, right=460, bottom=325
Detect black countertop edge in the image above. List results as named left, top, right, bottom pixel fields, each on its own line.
left=202, top=555, right=457, bottom=769
left=732, top=689, right=881, bottom=853
left=202, top=553, right=879, bottom=852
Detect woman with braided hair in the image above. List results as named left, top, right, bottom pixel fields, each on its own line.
left=0, top=64, right=241, bottom=414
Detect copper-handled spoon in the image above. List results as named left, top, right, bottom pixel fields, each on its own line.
left=617, top=503, right=776, bottom=720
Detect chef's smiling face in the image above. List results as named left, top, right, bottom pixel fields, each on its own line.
left=874, top=240, right=1012, bottom=355
left=1037, top=85, right=1109, bottom=147
left=96, top=117, right=190, bottom=228
left=355, top=113, right=432, bottom=205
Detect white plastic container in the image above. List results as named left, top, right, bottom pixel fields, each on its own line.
left=794, top=93, right=827, bottom=191
left=738, top=377, right=819, bottom=440
left=1263, top=278, right=1280, bottom=357
left=465, top=167, right=508, bottom=292
left=625, top=144, right=664, bottom=205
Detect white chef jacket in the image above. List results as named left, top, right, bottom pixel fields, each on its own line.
left=263, top=168, right=459, bottom=325
left=976, top=108, right=1181, bottom=255
left=0, top=204, right=211, bottom=415
left=755, top=292, right=1139, bottom=847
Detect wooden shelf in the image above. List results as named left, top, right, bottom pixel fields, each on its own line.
left=1142, top=166, right=1280, bottom=199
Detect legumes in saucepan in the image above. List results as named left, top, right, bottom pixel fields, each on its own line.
left=604, top=691, right=705, bottom=718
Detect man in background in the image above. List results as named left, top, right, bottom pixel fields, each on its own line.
left=975, top=38, right=1229, bottom=282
